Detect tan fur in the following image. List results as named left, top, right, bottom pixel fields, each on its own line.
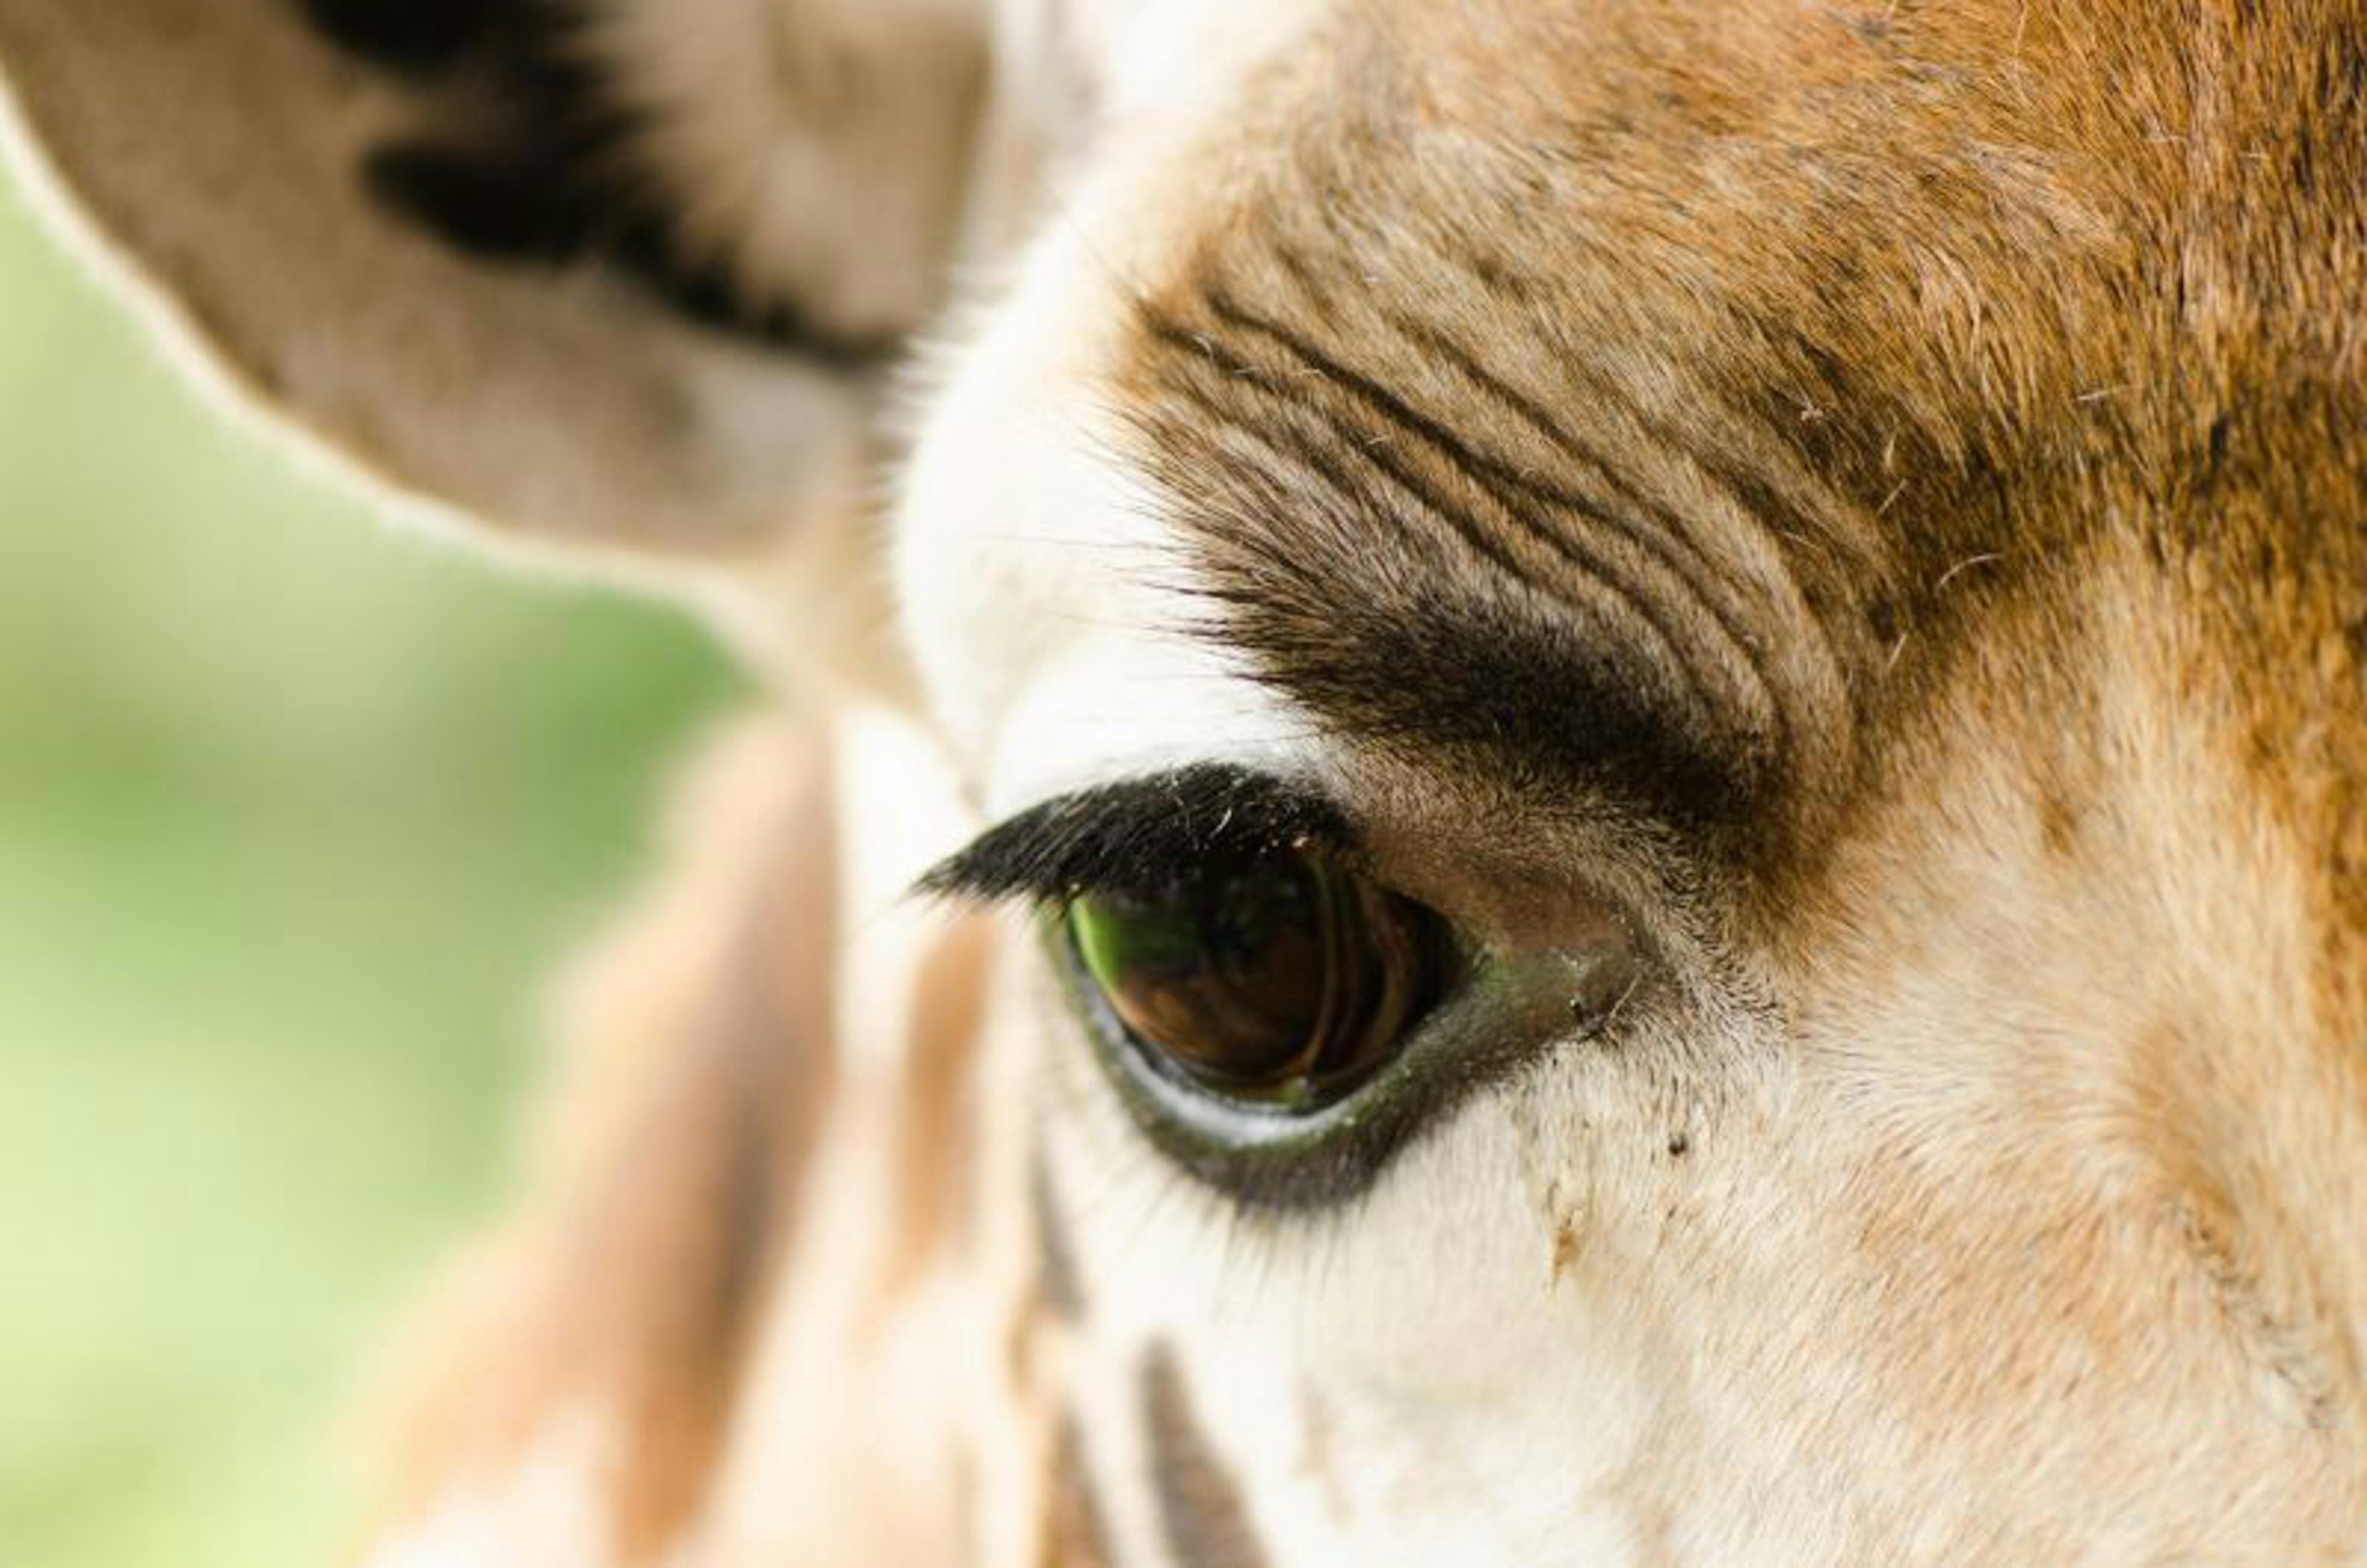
left=1080, top=2, right=2367, bottom=1553
left=358, top=718, right=838, bottom=1562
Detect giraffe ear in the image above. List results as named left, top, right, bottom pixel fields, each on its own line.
left=0, top=0, right=989, bottom=687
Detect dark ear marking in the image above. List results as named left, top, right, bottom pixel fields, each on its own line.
left=296, top=0, right=493, bottom=77
left=363, top=141, right=598, bottom=264
left=307, top=0, right=895, bottom=362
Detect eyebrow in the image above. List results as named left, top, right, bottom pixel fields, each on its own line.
left=918, top=764, right=1347, bottom=904
left=1115, top=292, right=1786, bottom=835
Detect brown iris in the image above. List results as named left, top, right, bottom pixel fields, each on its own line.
left=1065, top=846, right=1449, bottom=1106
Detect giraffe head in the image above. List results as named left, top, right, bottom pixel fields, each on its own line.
left=6, top=1, right=2365, bottom=1562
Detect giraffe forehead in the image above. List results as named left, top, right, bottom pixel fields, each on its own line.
left=894, top=127, right=1331, bottom=816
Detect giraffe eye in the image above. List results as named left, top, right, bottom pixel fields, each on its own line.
left=926, top=766, right=1618, bottom=1205
left=1063, top=846, right=1453, bottom=1111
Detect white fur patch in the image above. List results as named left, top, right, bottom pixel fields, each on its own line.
left=896, top=186, right=1319, bottom=819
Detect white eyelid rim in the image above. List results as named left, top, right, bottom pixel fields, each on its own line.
left=978, top=633, right=1328, bottom=825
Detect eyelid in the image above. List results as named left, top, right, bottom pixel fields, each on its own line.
left=915, top=763, right=1349, bottom=906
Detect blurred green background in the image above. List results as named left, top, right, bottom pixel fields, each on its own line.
left=0, top=178, right=742, bottom=1564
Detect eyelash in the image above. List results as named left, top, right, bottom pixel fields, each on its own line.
left=915, top=764, right=1352, bottom=909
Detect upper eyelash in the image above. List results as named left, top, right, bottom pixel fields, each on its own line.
left=915, top=763, right=1347, bottom=905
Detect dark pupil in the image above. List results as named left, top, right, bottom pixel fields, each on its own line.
left=1068, top=851, right=1405, bottom=1096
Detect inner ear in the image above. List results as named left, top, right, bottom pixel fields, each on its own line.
left=0, top=0, right=992, bottom=692
left=327, top=0, right=989, bottom=355
left=345, top=0, right=984, bottom=348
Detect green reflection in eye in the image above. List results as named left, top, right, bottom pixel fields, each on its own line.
left=1065, top=848, right=1446, bottom=1107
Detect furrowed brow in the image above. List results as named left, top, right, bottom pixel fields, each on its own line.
left=918, top=765, right=1347, bottom=904
left=1114, top=288, right=1789, bottom=834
